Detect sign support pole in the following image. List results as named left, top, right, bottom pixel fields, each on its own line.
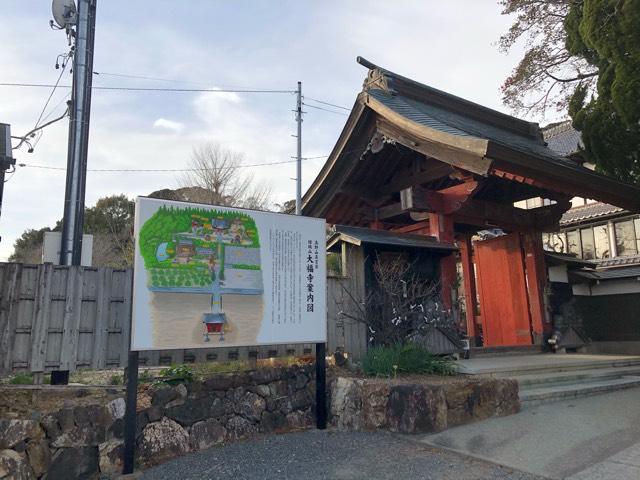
left=123, top=349, right=139, bottom=474
left=315, top=342, right=327, bottom=429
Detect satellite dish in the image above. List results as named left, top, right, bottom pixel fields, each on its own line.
left=52, top=0, right=77, bottom=29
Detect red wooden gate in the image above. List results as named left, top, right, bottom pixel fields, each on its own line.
left=474, top=233, right=533, bottom=346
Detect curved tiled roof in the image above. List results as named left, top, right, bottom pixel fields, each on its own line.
left=560, top=202, right=625, bottom=226
left=542, top=121, right=583, bottom=157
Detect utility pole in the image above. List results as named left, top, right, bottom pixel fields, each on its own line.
left=0, top=123, right=17, bottom=242
left=59, top=0, right=97, bottom=265
left=295, top=81, right=302, bottom=215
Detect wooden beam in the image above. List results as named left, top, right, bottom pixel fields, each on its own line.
left=400, top=186, right=430, bottom=211
left=379, top=161, right=454, bottom=195
left=390, top=221, right=430, bottom=234
left=374, top=116, right=493, bottom=175
left=458, top=236, right=479, bottom=343
left=339, top=184, right=393, bottom=208
left=375, top=202, right=406, bottom=220
left=455, top=197, right=570, bottom=231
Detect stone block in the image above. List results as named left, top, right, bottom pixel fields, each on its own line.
left=0, top=449, right=35, bottom=480
left=98, top=439, right=124, bottom=476
left=0, top=420, right=43, bottom=449
left=386, top=385, right=447, bottom=434
left=137, top=417, right=189, bottom=468
left=26, top=440, right=51, bottom=477
left=189, top=419, right=226, bottom=451
left=48, top=446, right=99, bottom=480
left=238, top=392, right=266, bottom=423
left=225, top=416, right=257, bottom=441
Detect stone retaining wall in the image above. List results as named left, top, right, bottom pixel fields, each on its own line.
left=330, top=377, right=519, bottom=433
left=0, top=369, right=520, bottom=479
left=0, top=365, right=315, bottom=479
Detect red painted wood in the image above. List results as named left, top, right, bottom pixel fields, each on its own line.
left=522, top=232, right=548, bottom=340
left=474, top=233, right=532, bottom=346
left=458, top=236, right=478, bottom=341
left=428, top=213, right=455, bottom=310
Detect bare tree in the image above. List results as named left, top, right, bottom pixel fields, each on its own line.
left=498, top=0, right=598, bottom=117
left=180, top=142, right=272, bottom=210
left=334, top=254, right=454, bottom=346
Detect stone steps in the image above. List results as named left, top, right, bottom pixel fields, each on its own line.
left=519, top=375, right=640, bottom=406
left=462, top=356, right=640, bottom=377
left=468, top=345, right=543, bottom=358
left=511, top=366, right=640, bottom=388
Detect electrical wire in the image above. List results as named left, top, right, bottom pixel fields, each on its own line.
left=302, top=102, right=349, bottom=116
left=304, top=96, right=351, bottom=111
left=11, top=52, right=72, bottom=151
left=33, top=53, right=71, bottom=130
left=17, top=146, right=369, bottom=174
left=17, top=157, right=315, bottom=173
left=10, top=108, right=70, bottom=150
left=0, top=83, right=296, bottom=94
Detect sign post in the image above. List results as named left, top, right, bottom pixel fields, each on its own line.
left=315, top=342, right=327, bottom=429
left=122, top=350, right=139, bottom=474
left=122, top=197, right=327, bottom=473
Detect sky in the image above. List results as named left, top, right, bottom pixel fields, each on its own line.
left=0, top=0, right=557, bottom=261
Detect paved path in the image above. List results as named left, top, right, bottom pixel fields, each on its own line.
left=420, top=387, right=640, bottom=479
left=140, top=430, right=543, bottom=480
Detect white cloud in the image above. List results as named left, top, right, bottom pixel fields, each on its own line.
left=0, top=0, right=536, bottom=261
left=153, top=118, right=184, bottom=133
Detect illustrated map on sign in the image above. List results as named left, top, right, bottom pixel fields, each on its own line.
left=138, top=205, right=263, bottom=295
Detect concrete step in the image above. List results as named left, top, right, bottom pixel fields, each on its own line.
left=461, top=356, right=640, bottom=376
left=469, top=345, right=543, bottom=358
left=508, top=366, right=640, bottom=388
left=520, top=376, right=640, bottom=406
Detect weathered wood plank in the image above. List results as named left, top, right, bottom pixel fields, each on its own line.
left=30, top=264, right=53, bottom=375
left=59, top=266, right=82, bottom=371
left=0, top=264, right=21, bottom=373
left=91, top=268, right=109, bottom=369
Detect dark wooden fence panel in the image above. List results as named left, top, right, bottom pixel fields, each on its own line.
left=0, top=263, right=342, bottom=374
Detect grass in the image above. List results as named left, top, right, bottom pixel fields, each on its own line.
left=362, top=343, right=456, bottom=377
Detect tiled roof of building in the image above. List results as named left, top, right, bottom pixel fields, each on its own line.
left=367, top=88, right=585, bottom=171
left=595, top=254, right=640, bottom=268
left=573, top=265, right=640, bottom=280
left=560, top=202, right=626, bottom=226
left=327, top=225, right=457, bottom=252
left=542, top=121, right=583, bottom=157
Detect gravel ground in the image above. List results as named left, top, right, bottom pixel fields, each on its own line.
left=140, top=430, right=545, bottom=480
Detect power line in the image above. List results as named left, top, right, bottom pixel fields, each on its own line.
left=11, top=53, right=72, bottom=151
left=17, top=157, right=316, bottom=173
left=302, top=102, right=349, bottom=116
left=33, top=55, right=71, bottom=130
left=0, top=82, right=296, bottom=94
left=304, top=96, right=351, bottom=111
left=18, top=146, right=370, bottom=174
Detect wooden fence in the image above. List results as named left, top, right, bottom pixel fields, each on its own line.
left=0, top=263, right=367, bottom=374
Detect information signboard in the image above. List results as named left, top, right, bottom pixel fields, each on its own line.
left=131, top=197, right=327, bottom=351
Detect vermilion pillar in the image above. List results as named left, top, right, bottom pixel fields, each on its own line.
left=458, top=235, right=479, bottom=344
left=428, top=213, right=456, bottom=310
left=522, top=232, right=547, bottom=343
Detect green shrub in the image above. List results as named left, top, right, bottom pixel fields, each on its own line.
left=109, top=374, right=123, bottom=385
left=9, top=373, right=34, bottom=385
left=138, top=369, right=154, bottom=383
left=362, top=343, right=455, bottom=377
left=158, top=364, right=194, bottom=385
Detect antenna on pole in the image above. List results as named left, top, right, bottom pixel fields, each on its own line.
left=295, top=81, right=302, bottom=215
left=56, top=0, right=97, bottom=266
left=0, top=123, right=17, bottom=242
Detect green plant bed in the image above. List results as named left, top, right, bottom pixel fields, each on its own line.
left=362, top=343, right=456, bottom=377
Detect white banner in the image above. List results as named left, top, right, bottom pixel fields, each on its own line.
left=131, top=197, right=326, bottom=351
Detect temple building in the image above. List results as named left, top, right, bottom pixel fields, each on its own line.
left=304, top=57, right=640, bottom=349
